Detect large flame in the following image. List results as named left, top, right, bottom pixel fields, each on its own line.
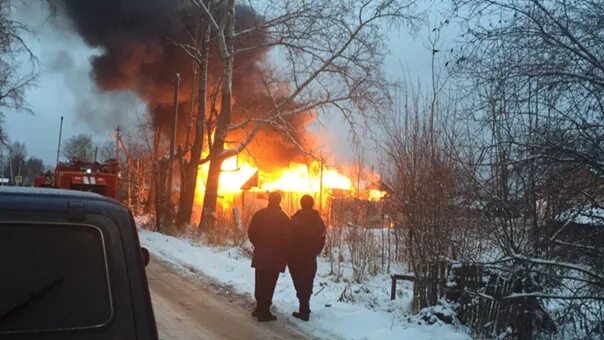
left=195, top=156, right=354, bottom=204
left=193, top=155, right=388, bottom=216
left=260, top=162, right=351, bottom=193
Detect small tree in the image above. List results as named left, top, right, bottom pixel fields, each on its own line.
left=6, top=141, right=26, bottom=184
left=62, top=134, right=94, bottom=161
left=98, top=140, right=116, bottom=162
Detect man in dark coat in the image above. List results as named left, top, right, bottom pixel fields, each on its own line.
left=248, top=191, right=289, bottom=322
left=288, top=194, right=326, bottom=321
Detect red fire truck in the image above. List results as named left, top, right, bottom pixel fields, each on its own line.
left=34, top=157, right=120, bottom=200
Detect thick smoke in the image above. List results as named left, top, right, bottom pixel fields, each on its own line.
left=49, top=49, right=145, bottom=130
left=57, top=0, right=310, bottom=169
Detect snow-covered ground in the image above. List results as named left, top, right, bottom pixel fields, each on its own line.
left=139, top=229, right=471, bottom=340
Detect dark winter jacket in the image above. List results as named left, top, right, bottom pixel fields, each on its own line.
left=288, top=208, right=326, bottom=263
left=248, top=204, right=290, bottom=272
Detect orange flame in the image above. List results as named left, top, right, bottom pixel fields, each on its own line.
left=368, top=189, right=387, bottom=201
left=260, top=162, right=351, bottom=193
left=193, top=155, right=388, bottom=215
left=194, top=156, right=353, bottom=205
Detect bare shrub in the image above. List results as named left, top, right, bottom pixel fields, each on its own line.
left=345, top=225, right=381, bottom=283
left=325, top=225, right=345, bottom=281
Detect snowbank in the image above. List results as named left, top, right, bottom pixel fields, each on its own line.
left=139, top=229, right=470, bottom=340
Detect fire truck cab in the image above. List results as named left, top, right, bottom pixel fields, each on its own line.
left=34, top=158, right=120, bottom=200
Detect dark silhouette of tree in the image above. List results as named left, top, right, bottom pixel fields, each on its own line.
left=62, top=134, right=94, bottom=161
left=0, top=0, right=37, bottom=113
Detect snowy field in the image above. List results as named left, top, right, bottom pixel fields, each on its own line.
left=139, top=229, right=470, bottom=340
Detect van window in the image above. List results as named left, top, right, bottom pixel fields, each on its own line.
left=0, top=223, right=112, bottom=334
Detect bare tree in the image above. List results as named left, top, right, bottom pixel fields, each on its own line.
left=448, top=0, right=604, bottom=336
left=0, top=1, right=37, bottom=113
left=377, top=83, right=463, bottom=271
left=62, top=134, right=94, bottom=161
left=188, top=0, right=421, bottom=229
left=0, top=114, right=7, bottom=146
left=98, top=141, right=116, bottom=162
left=450, top=0, right=604, bottom=179
left=172, top=2, right=212, bottom=227
left=23, top=156, right=44, bottom=184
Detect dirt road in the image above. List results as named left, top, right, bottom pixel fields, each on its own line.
left=146, top=258, right=307, bottom=340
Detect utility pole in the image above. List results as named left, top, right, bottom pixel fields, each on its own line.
left=154, top=122, right=161, bottom=231
left=319, top=158, right=324, bottom=214
left=115, top=126, right=120, bottom=163
left=115, top=126, right=133, bottom=208
left=8, top=149, right=13, bottom=185
left=167, top=73, right=180, bottom=211
left=56, top=116, right=64, bottom=166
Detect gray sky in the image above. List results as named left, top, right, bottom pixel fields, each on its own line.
left=5, top=2, right=145, bottom=165
left=4, top=1, right=455, bottom=167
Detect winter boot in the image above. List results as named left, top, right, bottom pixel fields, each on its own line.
left=256, top=303, right=277, bottom=322
left=252, top=302, right=262, bottom=317
left=257, top=312, right=277, bottom=322
left=292, top=300, right=310, bottom=321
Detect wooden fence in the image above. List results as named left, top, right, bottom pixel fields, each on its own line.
left=412, top=261, right=449, bottom=311
left=399, top=262, right=538, bottom=338
left=451, top=265, right=537, bottom=338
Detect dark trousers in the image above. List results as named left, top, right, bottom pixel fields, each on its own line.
left=254, top=269, right=279, bottom=312
left=289, top=258, right=317, bottom=311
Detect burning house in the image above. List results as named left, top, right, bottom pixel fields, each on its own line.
left=192, top=155, right=387, bottom=226
left=56, top=0, right=387, bottom=226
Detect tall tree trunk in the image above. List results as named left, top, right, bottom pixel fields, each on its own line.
left=199, top=0, right=234, bottom=230
left=176, top=24, right=210, bottom=226
left=199, top=156, right=224, bottom=229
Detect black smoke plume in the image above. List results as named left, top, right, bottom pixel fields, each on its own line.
left=58, top=0, right=309, bottom=169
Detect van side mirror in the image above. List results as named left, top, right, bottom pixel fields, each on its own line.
left=140, top=247, right=150, bottom=267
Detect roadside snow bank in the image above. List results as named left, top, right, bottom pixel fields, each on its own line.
left=139, top=229, right=470, bottom=340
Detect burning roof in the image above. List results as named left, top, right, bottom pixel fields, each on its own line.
left=193, top=154, right=386, bottom=211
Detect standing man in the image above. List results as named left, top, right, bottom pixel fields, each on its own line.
left=288, top=194, right=326, bottom=321
left=248, top=191, right=289, bottom=322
